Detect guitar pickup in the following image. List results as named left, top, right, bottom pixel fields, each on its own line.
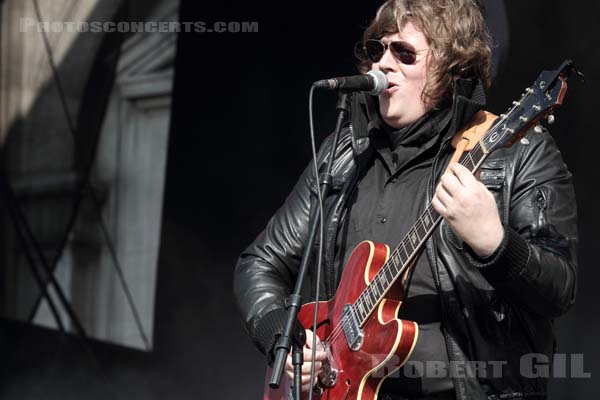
left=342, top=304, right=364, bottom=351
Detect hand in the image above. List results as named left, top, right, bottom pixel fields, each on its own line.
left=285, top=329, right=327, bottom=393
left=432, top=163, right=504, bottom=257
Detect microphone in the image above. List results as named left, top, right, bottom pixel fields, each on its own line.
left=313, top=70, right=388, bottom=95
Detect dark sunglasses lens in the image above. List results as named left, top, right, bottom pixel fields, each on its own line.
left=389, top=41, right=417, bottom=64
left=364, top=40, right=385, bottom=63
left=354, top=41, right=369, bottom=61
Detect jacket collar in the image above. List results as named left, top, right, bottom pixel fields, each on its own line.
left=349, top=78, right=487, bottom=155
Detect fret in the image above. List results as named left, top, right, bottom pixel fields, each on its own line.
left=408, top=228, right=419, bottom=249
left=468, top=152, right=478, bottom=171
left=390, top=252, right=403, bottom=274
left=423, top=209, right=433, bottom=230
left=472, top=145, right=485, bottom=167
left=371, top=285, right=379, bottom=302
left=384, top=264, right=395, bottom=283
left=356, top=297, right=366, bottom=321
left=392, top=252, right=401, bottom=272
left=402, top=239, right=413, bottom=260
left=367, top=289, right=376, bottom=308
left=382, top=266, right=391, bottom=286
left=420, top=214, right=429, bottom=231
left=375, top=273, right=385, bottom=297
left=420, top=215, right=429, bottom=233
left=415, top=218, right=426, bottom=238
left=428, top=206, right=439, bottom=222
left=462, top=151, right=475, bottom=171
left=379, top=274, right=387, bottom=293
left=357, top=299, right=366, bottom=320
left=369, top=281, right=379, bottom=305
left=361, top=298, right=370, bottom=320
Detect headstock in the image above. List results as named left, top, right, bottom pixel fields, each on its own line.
left=480, top=60, right=583, bottom=155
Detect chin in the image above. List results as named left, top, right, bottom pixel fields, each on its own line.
left=382, top=116, right=403, bottom=129
left=382, top=113, right=411, bottom=129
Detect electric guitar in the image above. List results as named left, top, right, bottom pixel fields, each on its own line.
left=264, top=60, right=580, bottom=400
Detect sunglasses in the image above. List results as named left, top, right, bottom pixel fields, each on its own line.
left=354, top=39, right=430, bottom=65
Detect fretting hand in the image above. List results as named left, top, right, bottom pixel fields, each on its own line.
left=432, top=162, right=504, bottom=257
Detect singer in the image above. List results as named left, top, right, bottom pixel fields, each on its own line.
left=234, top=1, right=577, bottom=399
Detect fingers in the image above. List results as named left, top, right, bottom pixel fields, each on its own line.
left=435, top=163, right=480, bottom=216
left=434, top=183, right=453, bottom=209
left=285, top=356, right=323, bottom=375
left=431, top=194, right=446, bottom=216
left=284, top=363, right=322, bottom=380
left=302, top=378, right=318, bottom=393
left=440, top=169, right=462, bottom=194
left=448, top=162, right=478, bottom=187
left=304, top=330, right=327, bottom=361
left=283, top=329, right=327, bottom=393
left=284, top=355, right=321, bottom=393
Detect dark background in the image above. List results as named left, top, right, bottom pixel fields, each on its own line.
left=2, top=0, right=599, bottom=398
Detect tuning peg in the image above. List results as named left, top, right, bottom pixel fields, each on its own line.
left=547, top=114, right=555, bottom=125
left=534, top=125, right=543, bottom=133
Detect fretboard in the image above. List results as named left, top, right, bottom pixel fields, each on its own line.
left=350, top=140, right=489, bottom=325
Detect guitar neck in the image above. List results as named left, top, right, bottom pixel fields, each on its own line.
left=351, top=139, right=490, bottom=325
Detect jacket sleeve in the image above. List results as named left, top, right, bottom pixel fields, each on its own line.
left=233, top=137, right=333, bottom=360
left=467, top=129, right=578, bottom=317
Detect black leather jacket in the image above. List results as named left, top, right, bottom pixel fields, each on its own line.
left=234, top=80, right=578, bottom=399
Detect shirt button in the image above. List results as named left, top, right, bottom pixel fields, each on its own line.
left=379, top=217, right=388, bottom=224
left=390, top=177, right=397, bottom=183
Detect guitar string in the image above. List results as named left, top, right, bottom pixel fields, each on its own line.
left=324, top=149, right=482, bottom=347
left=323, top=141, right=487, bottom=346
left=350, top=142, right=487, bottom=318
left=321, top=107, right=538, bottom=359
left=324, top=218, right=429, bottom=347
left=323, top=207, right=436, bottom=345
left=324, top=142, right=485, bottom=346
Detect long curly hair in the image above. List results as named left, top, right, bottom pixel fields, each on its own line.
left=359, top=0, right=492, bottom=108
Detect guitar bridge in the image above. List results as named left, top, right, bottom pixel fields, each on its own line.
left=342, top=304, right=364, bottom=351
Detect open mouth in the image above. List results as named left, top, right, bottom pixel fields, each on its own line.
left=384, top=82, right=399, bottom=94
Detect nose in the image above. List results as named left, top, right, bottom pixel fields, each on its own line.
left=373, top=46, right=397, bottom=74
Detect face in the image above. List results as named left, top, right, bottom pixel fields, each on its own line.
left=372, top=21, right=433, bottom=129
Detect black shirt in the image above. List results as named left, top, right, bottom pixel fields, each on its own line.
left=335, top=108, right=455, bottom=397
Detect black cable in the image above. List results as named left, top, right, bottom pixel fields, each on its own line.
left=307, top=85, right=326, bottom=400
left=29, top=0, right=150, bottom=349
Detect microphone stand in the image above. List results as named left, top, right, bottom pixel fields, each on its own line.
left=269, top=90, right=351, bottom=399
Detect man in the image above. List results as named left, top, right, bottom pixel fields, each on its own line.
left=234, top=0, right=577, bottom=399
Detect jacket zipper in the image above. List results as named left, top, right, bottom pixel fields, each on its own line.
left=326, top=123, right=363, bottom=297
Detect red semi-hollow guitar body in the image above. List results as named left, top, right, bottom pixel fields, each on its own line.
left=265, top=240, right=419, bottom=400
